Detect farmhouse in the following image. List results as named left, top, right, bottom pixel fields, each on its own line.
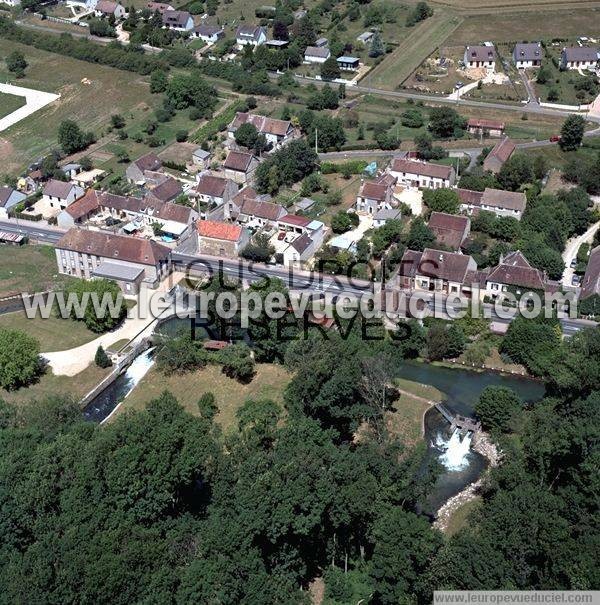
left=485, top=251, right=549, bottom=298
left=513, top=42, right=543, bottom=68
left=192, top=25, right=224, bottom=43
left=55, top=228, right=171, bottom=291
left=197, top=220, right=250, bottom=257
left=464, top=45, right=496, bottom=71
left=162, top=10, right=194, bottom=31
left=228, top=112, right=295, bottom=148
left=397, top=248, right=477, bottom=295
left=483, top=137, right=516, bottom=174
left=467, top=118, right=505, bottom=138
left=231, top=194, right=285, bottom=227
left=94, top=0, right=126, bottom=19
left=390, top=158, right=455, bottom=189
left=373, top=208, right=402, bottom=228
left=42, top=180, right=84, bottom=210
left=193, top=175, right=238, bottom=210
left=236, top=25, right=267, bottom=46
left=304, top=46, right=331, bottom=64
left=474, top=187, right=526, bottom=219
left=0, top=186, right=26, bottom=219
left=428, top=212, right=471, bottom=252
left=223, top=151, right=259, bottom=185
left=337, top=56, right=360, bottom=71
left=560, top=47, right=599, bottom=70
left=355, top=179, right=395, bottom=214
left=126, top=153, right=162, bottom=184
left=145, top=176, right=182, bottom=204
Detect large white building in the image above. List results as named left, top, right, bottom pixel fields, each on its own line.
left=389, top=158, right=455, bottom=189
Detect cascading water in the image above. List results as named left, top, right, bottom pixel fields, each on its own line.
left=83, top=347, right=156, bottom=423
left=434, top=429, right=473, bottom=471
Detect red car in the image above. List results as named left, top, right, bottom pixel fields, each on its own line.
left=550, top=135, right=561, bottom=142
left=278, top=232, right=286, bottom=240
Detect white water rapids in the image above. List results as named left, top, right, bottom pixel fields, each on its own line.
left=434, top=429, right=473, bottom=471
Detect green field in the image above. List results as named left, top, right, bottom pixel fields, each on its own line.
left=0, top=91, right=25, bottom=119
left=112, top=363, right=292, bottom=431
left=0, top=245, right=73, bottom=298
left=0, top=312, right=99, bottom=351
left=363, top=12, right=464, bottom=90
left=444, top=9, right=600, bottom=44
left=0, top=38, right=225, bottom=177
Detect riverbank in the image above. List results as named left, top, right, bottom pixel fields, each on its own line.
left=433, top=430, right=500, bottom=533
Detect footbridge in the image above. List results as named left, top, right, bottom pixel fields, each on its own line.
left=435, top=403, right=481, bottom=434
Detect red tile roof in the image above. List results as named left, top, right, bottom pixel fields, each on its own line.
left=359, top=181, right=389, bottom=201
left=65, top=189, right=100, bottom=219
left=481, top=187, right=526, bottom=212
left=230, top=112, right=292, bottom=137
left=487, top=251, right=547, bottom=290
left=195, top=175, right=229, bottom=197
left=391, top=158, right=453, bottom=180
left=224, top=150, right=255, bottom=172
left=197, top=220, right=243, bottom=241
left=457, top=188, right=484, bottom=206
left=400, top=248, right=474, bottom=284
left=428, top=212, right=470, bottom=251
left=484, top=137, right=516, bottom=166
left=467, top=118, right=505, bottom=130
left=279, top=214, right=312, bottom=227
left=57, top=228, right=170, bottom=265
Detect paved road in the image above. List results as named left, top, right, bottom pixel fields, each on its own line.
left=0, top=82, right=59, bottom=132
left=562, top=221, right=600, bottom=287
left=0, top=219, right=64, bottom=244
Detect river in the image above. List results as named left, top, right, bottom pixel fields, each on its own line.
left=397, top=361, right=546, bottom=515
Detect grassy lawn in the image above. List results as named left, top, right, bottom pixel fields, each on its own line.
left=532, top=46, right=599, bottom=106
left=0, top=244, right=73, bottom=298
left=0, top=92, right=25, bottom=120
left=0, top=312, right=99, bottom=351
left=386, top=378, right=444, bottom=448
left=0, top=362, right=111, bottom=407
left=365, top=11, right=464, bottom=90
left=112, top=362, right=292, bottom=431
left=444, top=496, right=482, bottom=537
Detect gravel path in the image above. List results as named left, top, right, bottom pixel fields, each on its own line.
left=0, top=83, right=60, bottom=132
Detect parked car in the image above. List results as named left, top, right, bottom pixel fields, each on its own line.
left=277, top=232, right=285, bottom=240
left=550, top=135, right=561, bottom=143
left=572, top=275, right=581, bottom=286
left=570, top=258, right=578, bottom=268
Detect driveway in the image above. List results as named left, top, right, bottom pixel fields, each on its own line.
left=0, top=83, right=60, bottom=132
left=562, top=221, right=600, bottom=287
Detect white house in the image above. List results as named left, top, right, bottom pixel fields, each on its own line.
left=42, top=180, right=84, bottom=210
left=513, top=42, right=543, bottom=68
left=94, top=0, right=126, bottom=19
left=389, top=158, right=455, bottom=190
left=464, top=44, right=496, bottom=71
left=192, top=25, right=224, bottom=43
left=304, top=46, right=330, bottom=64
left=228, top=112, right=295, bottom=149
left=235, top=25, right=267, bottom=47
left=162, top=10, right=194, bottom=32
left=560, top=46, right=599, bottom=70
left=355, top=179, right=395, bottom=214
left=0, top=186, right=26, bottom=219
left=458, top=187, right=526, bottom=220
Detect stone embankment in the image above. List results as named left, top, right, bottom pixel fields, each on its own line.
left=433, top=431, right=499, bottom=532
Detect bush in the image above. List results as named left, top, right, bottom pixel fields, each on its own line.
left=0, top=329, right=41, bottom=390
left=175, top=129, right=188, bottom=142
left=94, top=346, right=112, bottom=368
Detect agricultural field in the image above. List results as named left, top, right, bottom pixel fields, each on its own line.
left=0, top=245, right=72, bottom=298
left=430, top=0, right=600, bottom=13
left=364, top=11, right=464, bottom=90
left=444, top=9, right=600, bottom=45
left=0, top=92, right=25, bottom=120
left=0, top=38, right=233, bottom=178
